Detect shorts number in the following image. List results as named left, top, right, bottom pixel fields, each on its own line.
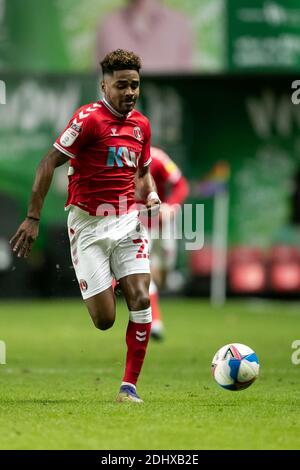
left=133, top=238, right=149, bottom=259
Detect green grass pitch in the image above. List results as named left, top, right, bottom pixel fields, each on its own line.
left=0, top=298, right=300, bottom=450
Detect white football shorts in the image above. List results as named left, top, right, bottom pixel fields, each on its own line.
left=67, top=206, right=150, bottom=299
left=148, top=215, right=178, bottom=272
left=149, top=234, right=177, bottom=271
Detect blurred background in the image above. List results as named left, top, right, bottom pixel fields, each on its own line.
left=1, top=0, right=300, bottom=300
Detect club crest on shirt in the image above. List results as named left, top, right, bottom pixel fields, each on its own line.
left=60, top=124, right=81, bottom=147
left=133, top=126, right=142, bottom=141
left=79, top=279, right=88, bottom=292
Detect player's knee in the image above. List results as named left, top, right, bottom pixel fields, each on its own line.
left=131, top=289, right=150, bottom=311
left=88, top=307, right=115, bottom=330
left=93, top=316, right=115, bottom=331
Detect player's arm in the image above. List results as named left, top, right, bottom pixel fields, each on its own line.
left=159, top=174, right=190, bottom=221
left=10, top=148, right=69, bottom=258
left=165, top=174, right=189, bottom=207
left=137, top=119, right=160, bottom=213
left=137, top=165, right=160, bottom=214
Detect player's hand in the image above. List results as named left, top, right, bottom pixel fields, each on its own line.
left=10, top=218, right=39, bottom=258
left=146, top=192, right=161, bottom=217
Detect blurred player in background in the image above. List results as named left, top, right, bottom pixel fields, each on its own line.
left=147, top=146, right=189, bottom=340
left=10, top=49, right=160, bottom=404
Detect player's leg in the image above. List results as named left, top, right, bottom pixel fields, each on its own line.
left=149, top=237, right=164, bottom=340
left=68, top=206, right=116, bottom=329
left=111, top=226, right=152, bottom=403
left=149, top=279, right=164, bottom=340
left=84, top=287, right=116, bottom=330
left=117, top=273, right=151, bottom=403
left=158, top=232, right=178, bottom=287
left=152, top=234, right=178, bottom=339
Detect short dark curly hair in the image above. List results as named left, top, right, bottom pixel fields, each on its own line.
left=100, top=49, right=141, bottom=75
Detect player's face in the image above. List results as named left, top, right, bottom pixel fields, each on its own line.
left=102, top=70, right=140, bottom=114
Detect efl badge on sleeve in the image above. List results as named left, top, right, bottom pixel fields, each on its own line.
left=60, top=123, right=81, bottom=147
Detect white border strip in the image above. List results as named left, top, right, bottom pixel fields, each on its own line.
left=53, top=143, right=76, bottom=159
left=143, top=157, right=152, bottom=167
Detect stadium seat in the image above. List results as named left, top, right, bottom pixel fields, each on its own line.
left=269, top=245, right=300, bottom=263
left=189, top=245, right=269, bottom=296
left=269, top=245, right=300, bottom=293
left=189, top=246, right=213, bottom=276
left=270, top=264, right=300, bottom=292
left=186, top=246, right=213, bottom=296
left=229, top=246, right=265, bottom=263
left=228, top=246, right=266, bottom=294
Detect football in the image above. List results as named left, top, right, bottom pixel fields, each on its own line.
left=211, top=343, right=260, bottom=391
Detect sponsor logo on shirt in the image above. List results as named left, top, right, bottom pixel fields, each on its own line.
left=106, top=146, right=141, bottom=168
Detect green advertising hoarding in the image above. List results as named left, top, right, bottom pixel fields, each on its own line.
left=0, top=74, right=98, bottom=223
left=227, top=0, right=300, bottom=71
left=1, top=74, right=300, bottom=250
left=0, top=0, right=224, bottom=73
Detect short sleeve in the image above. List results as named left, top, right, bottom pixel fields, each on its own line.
left=139, top=120, right=152, bottom=168
left=162, top=157, right=181, bottom=184
left=151, top=147, right=182, bottom=184
left=53, top=105, right=96, bottom=158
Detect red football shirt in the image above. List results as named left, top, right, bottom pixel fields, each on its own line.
left=54, top=98, right=151, bottom=215
left=150, top=147, right=182, bottom=202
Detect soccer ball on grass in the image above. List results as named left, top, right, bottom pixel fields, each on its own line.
left=211, top=343, right=259, bottom=391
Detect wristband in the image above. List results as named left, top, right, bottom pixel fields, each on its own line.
left=26, top=216, right=40, bottom=222
left=147, top=191, right=160, bottom=202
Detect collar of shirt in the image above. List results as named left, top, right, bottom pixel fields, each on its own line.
left=102, top=97, right=132, bottom=119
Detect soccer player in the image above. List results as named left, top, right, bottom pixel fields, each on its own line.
left=147, top=147, right=189, bottom=340
left=10, top=49, right=160, bottom=403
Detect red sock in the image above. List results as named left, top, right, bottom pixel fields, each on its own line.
left=150, top=292, right=162, bottom=323
left=122, top=315, right=151, bottom=386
